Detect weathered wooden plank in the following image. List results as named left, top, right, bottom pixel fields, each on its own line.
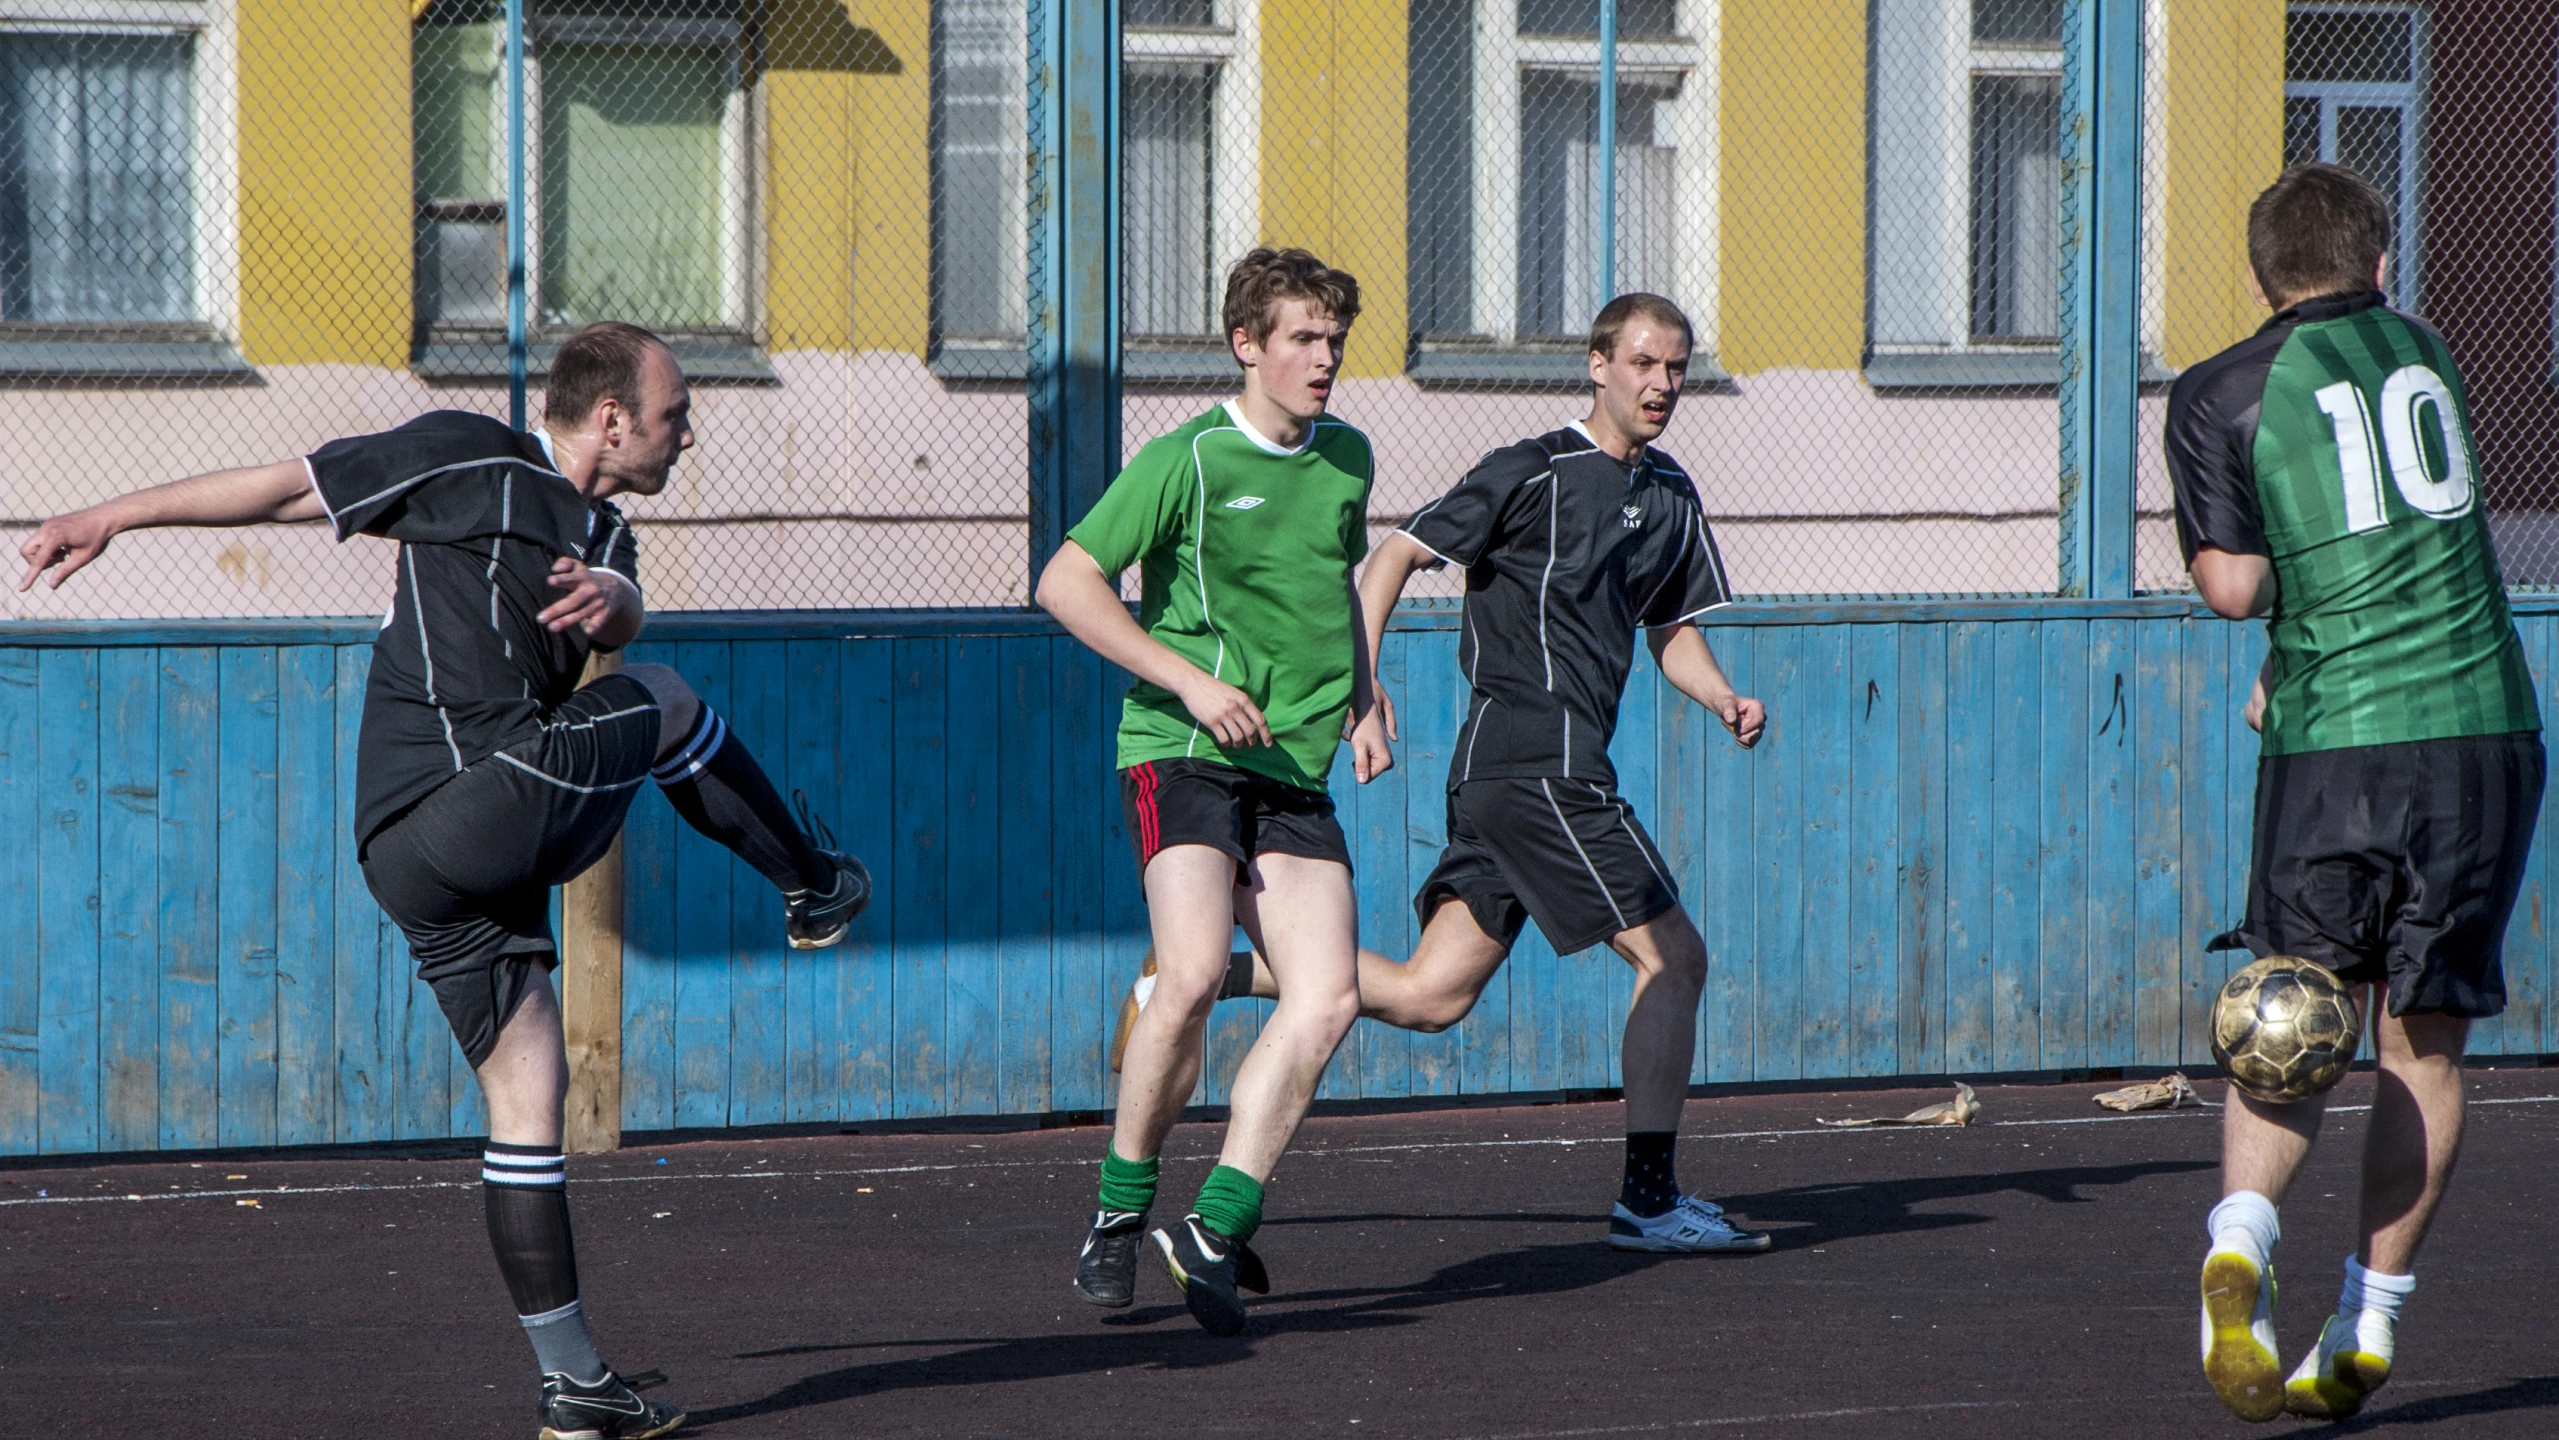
left=1847, top=624, right=1899, bottom=1077
left=1751, top=626, right=1805, bottom=1081
left=995, top=635, right=1056, bottom=1115
left=889, top=637, right=949, bottom=1118
left=1989, top=622, right=2042, bottom=1073
left=97, top=648, right=160, bottom=1152
left=0, top=649, right=39, bottom=1154
left=1793, top=625, right=1851, bottom=1079
left=942, top=637, right=1003, bottom=1115
left=2133, top=618, right=2185, bottom=1066
left=1699, top=625, right=1756, bottom=1084
left=154, top=649, right=220, bottom=1148
left=669, top=640, right=734, bottom=1129
left=1895, top=623, right=1948, bottom=1077
left=1046, top=644, right=1111, bottom=1115
left=776, top=639, right=844, bottom=1124
left=1313, top=744, right=1363, bottom=1105
left=1401, top=628, right=1467, bottom=1097
left=2527, top=618, right=2558, bottom=1056
left=1940, top=622, right=1997, bottom=1074
left=214, top=649, right=280, bottom=1148
left=2180, top=621, right=2232, bottom=1067
left=618, top=782, right=679, bottom=1133
left=1652, top=643, right=1707, bottom=1087
left=331, top=645, right=389, bottom=1143
left=37, top=649, right=100, bottom=1153
left=836, top=640, right=898, bottom=1122
left=2082, top=620, right=2138, bottom=1067
left=273, top=646, right=337, bottom=1146
left=2036, top=620, right=2090, bottom=1072
left=1353, top=633, right=1413, bottom=1101
left=1097, top=665, right=1148, bottom=1113
left=721, top=641, right=788, bottom=1128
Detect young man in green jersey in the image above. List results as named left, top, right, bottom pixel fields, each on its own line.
left=2171, top=165, right=2543, bottom=1423
left=1037, top=247, right=1387, bottom=1337
left=1108, top=294, right=1772, bottom=1255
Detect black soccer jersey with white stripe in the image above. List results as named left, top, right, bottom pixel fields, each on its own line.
left=1400, top=424, right=1732, bottom=789
left=307, top=410, right=641, bottom=848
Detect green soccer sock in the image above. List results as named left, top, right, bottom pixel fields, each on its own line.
left=1098, top=1149, right=1159, bottom=1216
left=1192, top=1165, right=1266, bottom=1244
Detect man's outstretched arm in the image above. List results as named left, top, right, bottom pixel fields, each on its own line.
left=1354, top=530, right=1440, bottom=745
left=1647, top=621, right=1765, bottom=748
left=1036, top=539, right=1273, bottom=750
left=18, top=461, right=324, bottom=591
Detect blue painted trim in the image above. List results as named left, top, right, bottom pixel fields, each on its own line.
left=1597, top=0, right=1617, bottom=307
left=2057, top=0, right=2141, bottom=598
left=505, top=0, right=528, bottom=429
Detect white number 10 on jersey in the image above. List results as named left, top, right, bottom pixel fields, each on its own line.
left=2315, top=363, right=2475, bottom=533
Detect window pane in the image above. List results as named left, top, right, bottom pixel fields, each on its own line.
left=934, top=0, right=1025, bottom=340
left=416, top=23, right=499, bottom=202
left=1122, top=64, right=1214, bottom=336
left=1968, top=73, right=2059, bottom=340
left=1518, top=72, right=1677, bottom=338
left=0, top=33, right=194, bottom=324
left=539, top=43, right=729, bottom=330
left=1972, top=0, right=2062, bottom=47
left=2285, top=9, right=2413, bottom=84
left=2335, top=104, right=2404, bottom=249
left=1515, top=0, right=1678, bottom=40
left=1125, top=0, right=1215, bottom=26
left=2283, top=96, right=2322, bottom=170
left=1407, top=0, right=1474, bottom=335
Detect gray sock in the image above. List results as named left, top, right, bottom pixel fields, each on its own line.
left=521, top=1298, right=608, bottom=1384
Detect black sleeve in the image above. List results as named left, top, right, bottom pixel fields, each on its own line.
left=305, top=411, right=524, bottom=544
left=589, top=503, right=642, bottom=598
left=2164, top=339, right=2279, bottom=565
left=1640, top=502, right=1735, bottom=627
left=1396, top=442, right=1547, bottom=569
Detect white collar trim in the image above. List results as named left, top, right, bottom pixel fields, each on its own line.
left=1223, top=401, right=1313, bottom=456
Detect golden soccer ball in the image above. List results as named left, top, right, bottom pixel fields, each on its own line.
left=2211, top=956, right=2363, bottom=1103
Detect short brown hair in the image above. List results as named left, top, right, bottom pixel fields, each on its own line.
left=1221, top=247, right=1362, bottom=356
left=2247, top=164, right=2391, bottom=305
left=544, top=321, right=671, bottom=424
left=1588, top=293, right=1694, bottom=362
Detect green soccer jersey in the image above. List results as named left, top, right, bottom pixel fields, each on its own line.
left=2165, top=290, right=2538, bottom=756
left=1065, top=402, right=1375, bottom=790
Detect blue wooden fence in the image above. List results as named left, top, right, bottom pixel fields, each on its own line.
left=6, top=600, right=2557, bottom=1156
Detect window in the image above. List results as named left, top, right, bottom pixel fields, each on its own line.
left=0, top=4, right=242, bottom=378
left=1121, top=0, right=1256, bottom=347
left=931, top=0, right=1027, bottom=347
left=1410, top=0, right=1713, bottom=365
left=2284, top=5, right=2420, bottom=308
left=411, top=2, right=754, bottom=364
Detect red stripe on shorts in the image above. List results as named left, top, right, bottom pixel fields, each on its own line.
left=1134, top=761, right=1160, bottom=860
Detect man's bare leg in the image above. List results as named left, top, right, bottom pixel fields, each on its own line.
left=2359, top=1008, right=2468, bottom=1275
left=1111, top=845, right=1243, bottom=1166
left=1607, top=910, right=1706, bottom=1135
left=2202, top=992, right=2338, bottom=1421
left=1242, top=897, right=1507, bottom=1032
left=1217, top=853, right=1362, bottom=1177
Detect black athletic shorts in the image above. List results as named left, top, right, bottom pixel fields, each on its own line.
left=1418, top=778, right=1680, bottom=957
left=1117, top=756, right=1351, bottom=880
left=2213, top=731, right=2544, bottom=1020
left=360, top=672, right=661, bottom=1067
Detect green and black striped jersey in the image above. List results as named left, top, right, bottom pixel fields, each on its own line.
left=2165, top=290, right=2537, bottom=756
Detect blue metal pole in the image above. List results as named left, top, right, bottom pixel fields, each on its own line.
left=1027, top=0, right=1123, bottom=596
left=2057, top=0, right=2140, bottom=597
left=505, top=0, right=527, bottom=430
left=1596, top=0, right=1617, bottom=308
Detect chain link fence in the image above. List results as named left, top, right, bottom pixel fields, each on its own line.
left=3, top=0, right=2554, bottom=617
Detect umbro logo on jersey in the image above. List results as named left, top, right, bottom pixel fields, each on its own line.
left=1621, top=504, right=1643, bottom=528
left=1225, top=496, right=1266, bottom=510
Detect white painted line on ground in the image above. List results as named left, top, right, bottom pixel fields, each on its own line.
left=7, top=1094, right=2554, bottom=1211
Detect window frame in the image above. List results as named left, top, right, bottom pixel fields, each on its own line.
left=2282, top=2, right=2425, bottom=313
left=410, top=7, right=764, bottom=379
left=1118, top=0, right=1258, bottom=376
left=928, top=0, right=1031, bottom=364
left=0, top=0, right=248, bottom=381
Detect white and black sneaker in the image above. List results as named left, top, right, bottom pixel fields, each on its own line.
left=783, top=794, right=871, bottom=951
left=1074, top=1208, right=1148, bottom=1307
left=1151, top=1215, right=1256, bottom=1337
left=1607, top=1194, right=1772, bottom=1254
left=538, top=1368, right=684, bottom=1440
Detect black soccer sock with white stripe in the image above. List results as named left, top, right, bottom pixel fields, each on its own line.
left=652, top=707, right=832, bottom=894
left=483, top=1143, right=605, bottom=1383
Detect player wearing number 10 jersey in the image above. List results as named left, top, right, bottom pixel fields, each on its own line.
left=2169, top=164, right=2542, bottom=1425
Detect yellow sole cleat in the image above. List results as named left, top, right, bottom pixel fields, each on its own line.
left=2284, top=1315, right=2390, bottom=1419
left=2201, top=1252, right=2285, bottom=1422
left=1106, top=948, right=1157, bottom=1075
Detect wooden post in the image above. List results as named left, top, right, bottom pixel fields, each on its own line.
left=561, top=651, right=625, bottom=1153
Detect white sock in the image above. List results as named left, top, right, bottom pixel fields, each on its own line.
left=2208, top=1190, right=2281, bottom=1268
left=2336, top=1256, right=2414, bottom=1362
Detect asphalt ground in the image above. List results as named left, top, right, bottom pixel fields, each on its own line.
left=8, top=1069, right=2559, bottom=1438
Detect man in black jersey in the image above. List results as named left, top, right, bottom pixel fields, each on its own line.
left=18, top=321, right=869, bottom=1437
left=1110, top=294, right=1771, bottom=1252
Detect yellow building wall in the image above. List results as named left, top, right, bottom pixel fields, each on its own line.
left=839, top=0, right=932, bottom=353
left=2161, top=0, right=2286, bottom=367
left=1717, top=0, right=1866, bottom=374
left=238, top=0, right=413, bottom=367
left=1259, top=0, right=1409, bottom=380
left=763, top=0, right=889, bottom=353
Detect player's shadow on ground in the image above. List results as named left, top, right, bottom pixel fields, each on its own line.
left=1710, top=1158, right=2218, bottom=1250
left=2302, top=1374, right=2559, bottom=1430
left=683, top=1240, right=1671, bottom=1427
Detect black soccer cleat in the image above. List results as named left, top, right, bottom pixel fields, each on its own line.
left=1074, top=1208, right=1148, bottom=1307
left=784, top=793, right=871, bottom=951
left=1151, top=1214, right=1250, bottom=1337
left=538, top=1368, right=685, bottom=1440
